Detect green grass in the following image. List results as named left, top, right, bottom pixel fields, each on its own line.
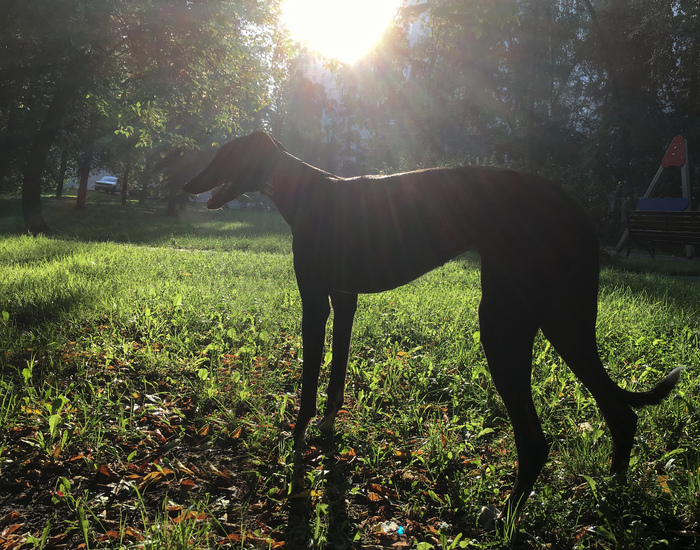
left=0, top=189, right=292, bottom=253
left=1, top=192, right=699, bottom=548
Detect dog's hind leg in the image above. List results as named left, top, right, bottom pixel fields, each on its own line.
left=478, top=293, right=547, bottom=520
left=541, top=309, right=639, bottom=476
left=317, top=290, right=358, bottom=436
left=292, top=288, right=331, bottom=451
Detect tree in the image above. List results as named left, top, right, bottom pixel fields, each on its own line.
left=22, top=76, right=83, bottom=233
left=0, top=0, right=289, bottom=232
left=294, top=0, right=699, bottom=237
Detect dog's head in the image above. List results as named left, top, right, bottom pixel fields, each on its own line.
left=182, top=131, right=282, bottom=209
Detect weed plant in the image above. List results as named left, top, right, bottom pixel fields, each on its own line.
left=0, top=192, right=699, bottom=548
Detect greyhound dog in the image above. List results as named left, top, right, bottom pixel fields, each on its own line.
left=183, top=131, right=681, bottom=520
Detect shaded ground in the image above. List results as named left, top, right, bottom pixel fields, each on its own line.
left=1, top=359, right=698, bottom=549
left=0, top=375, right=497, bottom=549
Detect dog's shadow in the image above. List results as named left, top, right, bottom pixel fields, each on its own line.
left=284, top=436, right=352, bottom=548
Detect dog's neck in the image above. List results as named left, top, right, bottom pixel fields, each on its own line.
left=262, top=147, right=286, bottom=198
left=262, top=178, right=276, bottom=197
left=261, top=146, right=336, bottom=207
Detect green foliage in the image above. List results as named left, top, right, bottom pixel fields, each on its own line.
left=0, top=0, right=290, bottom=208
left=276, top=0, right=700, bottom=233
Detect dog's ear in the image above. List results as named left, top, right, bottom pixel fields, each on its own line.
left=271, top=137, right=287, bottom=152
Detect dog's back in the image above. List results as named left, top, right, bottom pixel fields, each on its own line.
left=289, top=165, right=597, bottom=294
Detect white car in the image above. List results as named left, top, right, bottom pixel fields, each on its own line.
left=94, top=175, right=120, bottom=193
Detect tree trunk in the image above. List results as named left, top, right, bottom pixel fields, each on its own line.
left=0, top=107, right=19, bottom=194
left=580, top=0, right=635, bottom=215
left=163, top=146, right=217, bottom=216
left=121, top=144, right=132, bottom=205
left=22, top=78, right=78, bottom=234
left=163, top=148, right=187, bottom=217
left=525, top=0, right=540, bottom=174
left=76, top=110, right=98, bottom=208
left=166, top=186, right=179, bottom=217
left=56, top=148, right=68, bottom=198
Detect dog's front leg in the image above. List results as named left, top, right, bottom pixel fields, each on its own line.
left=478, top=286, right=547, bottom=524
left=317, top=290, right=358, bottom=436
left=292, top=287, right=331, bottom=451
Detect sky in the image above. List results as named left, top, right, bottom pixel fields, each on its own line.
left=281, top=0, right=402, bottom=64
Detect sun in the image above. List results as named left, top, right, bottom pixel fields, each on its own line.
left=281, top=0, right=401, bottom=64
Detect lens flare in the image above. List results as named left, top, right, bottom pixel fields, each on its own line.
left=281, top=0, right=401, bottom=64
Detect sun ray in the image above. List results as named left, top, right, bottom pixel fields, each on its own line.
left=281, top=0, right=401, bottom=64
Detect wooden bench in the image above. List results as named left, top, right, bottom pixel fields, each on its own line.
left=627, top=210, right=700, bottom=257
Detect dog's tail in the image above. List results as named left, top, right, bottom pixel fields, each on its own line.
left=620, top=366, right=683, bottom=408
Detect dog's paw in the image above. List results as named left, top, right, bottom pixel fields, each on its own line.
left=315, top=415, right=335, bottom=437
left=478, top=504, right=500, bottom=531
